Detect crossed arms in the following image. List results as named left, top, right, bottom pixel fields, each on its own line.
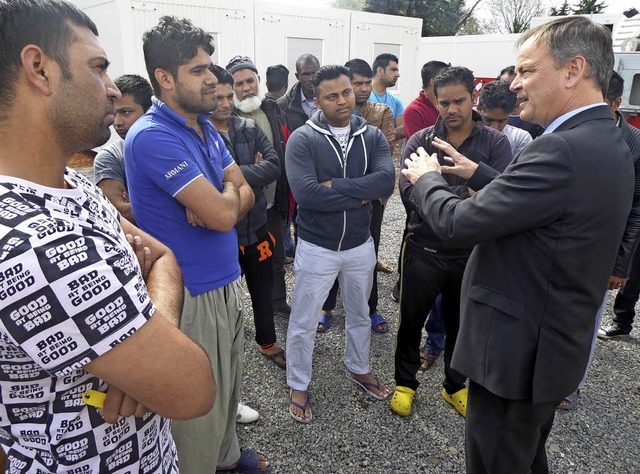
left=85, top=218, right=215, bottom=422
left=285, top=128, right=395, bottom=211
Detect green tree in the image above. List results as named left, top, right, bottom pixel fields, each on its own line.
left=572, top=0, right=607, bottom=14
left=363, top=0, right=482, bottom=37
left=549, top=0, right=571, bottom=16
left=457, top=14, right=483, bottom=35
left=331, top=0, right=366, bottom=10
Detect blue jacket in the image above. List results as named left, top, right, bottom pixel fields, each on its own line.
left=285, top=111, right=395, bottom=251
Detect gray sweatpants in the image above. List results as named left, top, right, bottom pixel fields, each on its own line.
left=286, top=237, right=376, bottom=391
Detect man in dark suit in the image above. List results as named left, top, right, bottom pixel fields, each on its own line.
left=402, top=17, right=634, bottom=473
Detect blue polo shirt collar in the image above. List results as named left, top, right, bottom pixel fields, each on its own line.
left=151, top=96, right=212, bottom=128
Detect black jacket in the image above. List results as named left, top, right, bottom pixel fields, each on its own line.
left=260, top=97, right=290, bottom=218
left=400, top=112, right=513, bottom=254
left=277, top=82, right=308, bottom=133
left=221, top=115, right=280, bottom=246
left=614, top=112, right=640, bottom=277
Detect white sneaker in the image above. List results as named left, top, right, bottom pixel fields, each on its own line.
left=236, top=403, right=259, bottom=423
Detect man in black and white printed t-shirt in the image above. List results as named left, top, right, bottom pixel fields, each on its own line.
left=0, top=170, right=175, bottom=472
left=0, top=1, right=215, bottom=472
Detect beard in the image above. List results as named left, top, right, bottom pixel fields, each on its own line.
left=355, top=95, right=369, bottom=107
left=174, top=77, right=217, bottom=115
left=50, top=76, right=113, bottom=153
left=235, top=95, right=262, bottom=113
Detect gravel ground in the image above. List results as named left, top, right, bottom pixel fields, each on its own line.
left=238, top=182, right=640, bottom=474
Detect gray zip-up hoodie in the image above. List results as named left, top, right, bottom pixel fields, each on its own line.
left=285, top=111, right=395, bottom=251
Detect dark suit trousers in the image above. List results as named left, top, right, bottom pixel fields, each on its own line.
left=322, top=199, right=384, bottom=314
left=466, top=381, right=559, bottom=474
left=238, top=233, right=276, bottom=346
left=394, top=240, right=467, bottom=393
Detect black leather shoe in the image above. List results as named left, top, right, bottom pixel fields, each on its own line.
left=391, top=279, right=400, bottom=303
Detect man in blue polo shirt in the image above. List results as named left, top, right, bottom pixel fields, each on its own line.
left=125, top=16, right=272, bottom=474
left=370, top=53, right=405, bottom=141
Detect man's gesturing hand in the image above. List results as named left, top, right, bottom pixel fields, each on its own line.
left=401, top=146, right=441, bottom=184
left=432, top=137, right=478, bottom=179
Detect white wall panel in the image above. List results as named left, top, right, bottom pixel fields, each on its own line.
left=254, top=1, right=351, bottom=92
left=419, top=34, right=519, bottom=80
left=76, top=0, right=253, bottom=81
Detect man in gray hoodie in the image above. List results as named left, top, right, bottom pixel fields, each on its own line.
left=284, top=65, right=395, bottom=423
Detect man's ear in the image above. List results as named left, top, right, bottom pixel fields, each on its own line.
left=376, top=66, right=384, bottom=77
left=155, top=68, right=174, bottom=92
left=21, top=44, right=54, bottom=97
left=565, top=55, right=587, bottom=88
left=612, top=96, right=622, bottom=114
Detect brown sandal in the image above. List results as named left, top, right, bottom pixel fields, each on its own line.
left=260, top=349, right=286, bottom=369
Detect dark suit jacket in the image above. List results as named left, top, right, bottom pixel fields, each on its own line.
left=411, top=105, right=634, bottom=403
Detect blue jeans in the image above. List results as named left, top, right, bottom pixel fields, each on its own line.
left=282, top=219, right=296, bottom=255
left=423, top=294, right=445, bottom=353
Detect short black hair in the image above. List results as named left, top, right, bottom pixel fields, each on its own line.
left=345, top=58, right=373, bottom=78
left=497, top=65, right=516, bottom=81
left=372, top=53, right=399, bottom=74
left=606, top=71, right=624, bottom=102
left=266, top=64, right=289, bottom=92
left=421, top=61, right=450, bottom=89
left=209, top=64, right=234, bottom=87
left=433, top=66, right=475, bottom=97
left=295, top=54, right=320, bottom=73
left=478, top=81, right=517, bottom=113
left=142, top=16, right=214, bottom=97
left=0, top=0, right=98, bottom=114
left=114, top=74, right=152, bottom=111
left=312, top=65, right=352, bottom=96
